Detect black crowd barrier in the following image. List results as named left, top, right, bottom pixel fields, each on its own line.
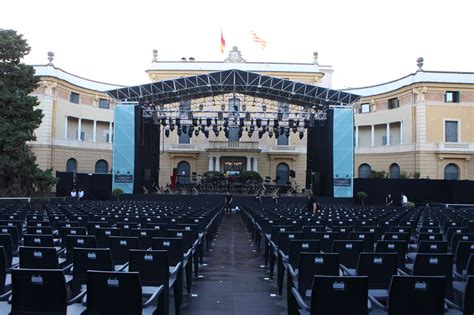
left=56, top=172, right=112, bottom=200
left=354, top=178, right=474, bottom=205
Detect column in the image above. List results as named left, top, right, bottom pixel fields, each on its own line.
left=399, top=120, right=403, bottom=145
left=355, top=126, right=359, bottom=147
left=253, top=158, right=258, bottom=172
left=386, top=123, right=390, bottom=146
left=208, top=156, right=213, bottom=171
left=370, top=125, right=375, bottom=146
left=215, top=156, right=220, bottom=172
left=77, top=118, right=82, bottom=141
left=108, top=122, right=113, bottom=143
left=246, top=156, right=251, bottom=171
left=92, top=120, right=97, bottom=142
left=64, top=116, right=68, bottom=139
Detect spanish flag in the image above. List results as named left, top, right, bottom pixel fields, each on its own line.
left=220, top=30, right=226, bottom=53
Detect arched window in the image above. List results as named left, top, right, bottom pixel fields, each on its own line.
left=444, top=163, right=459, bottom=180
left=95, top=160, right=109, bottom=174
left=389, top=163, right=400, bottom=179
left=276, top=163, right=290, bottom=185
left=358, top=164, right=371, bottom=178
left=66, top=158, right=77, bottom=173
left=177, top=161, right=191, bottom=184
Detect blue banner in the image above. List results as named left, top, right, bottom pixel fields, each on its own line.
left=333, top=108, right=354, bottom=198
left=112, top=103, right=136, bottom=194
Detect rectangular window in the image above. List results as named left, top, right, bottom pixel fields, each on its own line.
left=70, top=92, right=80, bottom=104
left=76, top=131, right=85, bottom=141
left=106, top=133, right=113, bottom=143
left=445, top=121, right=458, bottom=142
left=387, top=98, right=399, bottom=109
left=382, top=136, right=387, bottom=145
left=444, top=91, right=460, bottom=103
left=360, top=103, right=371, bottom=113
left=98, top=98, right=110, bottom=109
left=277, top=129, right=289, bottom=145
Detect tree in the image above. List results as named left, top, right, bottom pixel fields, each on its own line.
left=0, top=29, right=57, bottom=196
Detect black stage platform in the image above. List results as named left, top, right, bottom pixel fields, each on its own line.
left=179, top=211, right=286, bottom=315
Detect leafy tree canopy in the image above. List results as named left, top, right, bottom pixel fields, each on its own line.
left=0, top=29, right=56, bottom=196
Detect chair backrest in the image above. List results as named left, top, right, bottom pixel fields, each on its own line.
left=26, top=226, right=53, bottom=236
left=11, top=268, right=67, bottom=315
left=467, top=254, right=474, bottom=276
left=0, top=247, right=6, bottom=294
left=418, top=233, right=444, bottom=242
left=277, top=231, right=304, bottom=255
left=413, top=253, right=453, bottom=297
left=72, top=248, right=114, bottom=283
left=0, top=234, right=13, bottom=268
left=131, top=228, right=158, bottom=249
left=350, top=232, right=375, bottom=252
left=464, top=276, right=474, bottom=315
left=109, top=236, right=140, bottom=265
left=0, top=225, right=19, bottom=248
left=19, top=246, right=60, bottom=269
left=454, top=241, right=474, bottom=273
left=452, top=233, right=474, bottom=253
left=95, top=227, right=121, bottom=248
left=152, top=237, right=183, bottom=266
left=298, top=253, right=340, bottom=298
left=167, top=229, right=193, bottom=251
left=383, top=232, right=410, bottom=242
left=375, top=240, right=407, bottom=266
left=387, top=276, right=445, bottom=315
left=310, top=276, right=368, bottom=315
left=313, top=232, right=339, bottom=252
left=59, top=226, right=87, bottom=247
left=331, top=240, right=363, bottom=269
left=288, top=240, right=321, bottom=268
left=417, top=241, right=448, bottom=254
left=66, top=235, right=97, bottom=262
left=24, top=234, right=55, bottom=248
left=85, top=270, right=142, bottom=315
left=357, top=252, right=398, bottom=289
left=129, top=249, right=169, bottom=286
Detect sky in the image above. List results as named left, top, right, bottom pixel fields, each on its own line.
left=2, top=0, right=473, bottom=89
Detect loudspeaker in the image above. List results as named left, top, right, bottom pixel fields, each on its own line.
left=290, top=170, right=296, bottom=178
left=144, top=169, right=151, bottom=181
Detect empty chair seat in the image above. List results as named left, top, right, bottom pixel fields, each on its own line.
left=19, top=246, right=60, bottom=269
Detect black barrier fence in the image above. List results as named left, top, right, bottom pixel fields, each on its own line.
left=56, top=172, right=112, bottom=200
left=354, top=178, right=474, bottom=205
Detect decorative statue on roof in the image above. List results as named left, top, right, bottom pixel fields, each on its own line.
left=225, top=46, right=246, bottom=63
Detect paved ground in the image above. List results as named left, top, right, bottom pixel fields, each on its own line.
left=179, top=211, right=287, bottom=315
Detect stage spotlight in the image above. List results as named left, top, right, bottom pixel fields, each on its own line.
left=250, top=118, right=254, bottom=126
left=199, top=103, right=203, bottom=111
left=256, top=118, right=262, bottom=128
left=224, top=127, right=229, bottom=139
left=218, top=112, right=223, bottom=120
left=240, top=117, right=245, bottom=127
left=279, top=126, right=285, bottom=135
left=262, top=104, right=267, bottom=112
left=238, top=128, right=243, bottom=139
left=296, top=119, right=300, bottom=127
left=223, top=118, right=229, bottom=128
left=285, top=128, right=290, bottom=137
left=304, top=119, right=310, bottom=129
left=277, top=112, right=283, bottom=121
left=299, top=131, right=304, bottom=139
left=182, top=125, right=187, bottom=134
left=194, top=129, right=199, bottom=136
left=242, top=104, right=246, bottom=111
left=206, top=118, right=212, bottom=127
left=199, top=118, right=203, bottom=126
left=170, top=124, right=175, bottom=131
left=289, top=119, right=294, bottom=128
left=248, top=131, right=253, bottom=138
left=258, top=130, right=263, bottom=139
left=177, top=129, right=182, bottom=136
left=245, top=112, right=251, bottom=120
left=175, top=118, right=181, bottom=126
left=165, top=129, right=170, bottom=137
left=274, top=119, right=279, bottom=128
left=169, top=117, right=173, bottom=125
left=292, top=126, right=298, bottom=133
left=204, top=130, right=209, bottom=138
left=221, top=104, right=225, bottom=111
left=268, top=130, right=273, bottom=138
left=192, top=118, right=198, bottom=127
left=160, top=117, right=167, bottom=126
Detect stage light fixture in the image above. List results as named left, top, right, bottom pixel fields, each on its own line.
left=199, top=104, right=203, bottom=111
left=223, top=118, right=229, bottom=128
left=194, top=129, right=199, bottom=136
left=204, top=130, right=209, bottom=138
left=240, top=117, right=245, bottom=127
left=248, top=131, right=253, bottom=138
left=182, top=125, right=187, bottom=134
left=258, top=131, right=264, bottom=139
left=279, top=126, right=285, bottom=135
left=175, top=118, right=181, bottom=126
left=238, top=128, right=243, bottom=139
left=292, top=126, right=298, bottom=133
left=224, top=127, right=229, bottom=139
left=170, top=124, right=175, bottom=131
left=192, top=118, right=198, bottom=127
left=242, top=104, right=246, bottom=111
left=160, top=117, right=167, bottom=126
left=289, top=119, right=294, bottom=128
left=206, top=118, right=212, bottom=127
left=268, top=130, right=273, bottom=138
left=165, top=129, right=170, bottom=137
left=245, top=112, right=251, bottom=120
left=262, top=104, right=267, bottom=112
left=285, top=129, right=290, bottom=137
left=274, top=119, right=279, bottom=128
left=221, top=104, right=225, bottom=111
left=304, top=119, right=310, bottom=129
left=256, top=119, right=262, bottom=128
left=299, top=131, right=304, bottom=139
left=218, top=112, right=223, bottom=120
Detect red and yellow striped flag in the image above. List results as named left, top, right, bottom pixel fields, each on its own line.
left=251, top=30, right=267, bottom=49
left=220, top=30, right=226, bottom=53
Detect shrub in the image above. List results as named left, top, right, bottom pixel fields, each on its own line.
left=112, top=188, right=124, bottom=200
left=357, top=191, right=368, bottom=205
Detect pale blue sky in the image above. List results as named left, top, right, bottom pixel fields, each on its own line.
left=2, top=0, right=473, bottom=88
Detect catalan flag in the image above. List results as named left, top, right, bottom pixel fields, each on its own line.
left=220, top=30, right=226, bottom=53
left=251, top=30, right=267, bottom=50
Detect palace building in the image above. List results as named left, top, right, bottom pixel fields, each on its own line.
left=28, top=50, right=474, bottom=190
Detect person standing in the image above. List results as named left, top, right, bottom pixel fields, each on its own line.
left=401, top=192, right=408, bottom=207
left=225, top=192, right=233, bottom=213
left=385, top=193, right=393, bottom=206
left=70, top=188, right=77, bottom=199
left=306, top=189, right=319, bottom=214
left=78, top=188, right=84, bottom=200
